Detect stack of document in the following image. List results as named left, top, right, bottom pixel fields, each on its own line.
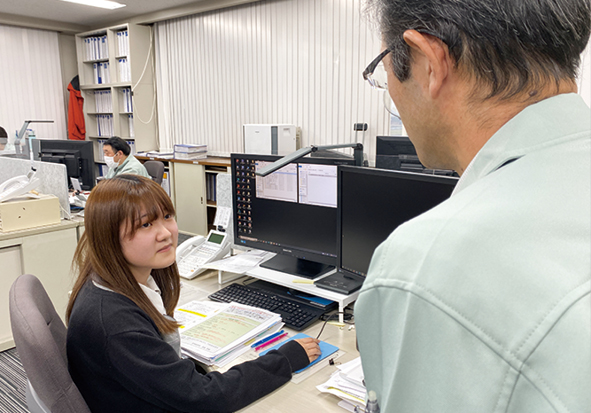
left=120, top=87, right=133, bottom=113
left=174, top=144, right=208, bottom=160
left=141, top=150, right=174, bottom=159
left=84, top=35, right=108, bottom=61
left=117, top=30, right=129, bottom=56
left=96, top=115, right=114, bottom=137
left=93, top=62, right=110, bottom=84
left=317, top=357, right=366, bottom=411
left=118, top=57, right=131, bottom=82
left=94, top=90, right=112, bottom=113
left=175, top=300, right=283, bottom=368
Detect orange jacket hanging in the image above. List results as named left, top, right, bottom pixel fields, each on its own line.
left=68, top=76, right=86, bottom=140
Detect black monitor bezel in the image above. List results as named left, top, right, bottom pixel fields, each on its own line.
left=375, top=135, right=417, bottom=156
left=39, top=139, right=95, bottom=190
left=336, top=165, right=458, bottom=277
left=231, top=153, right=354, bottom=267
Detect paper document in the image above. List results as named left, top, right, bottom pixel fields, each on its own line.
left=213, top=322, right=283, bottom=368
left=213, top=206, right=231, bottom=229
left=337, top=357, right=365, bottom=387
left=317, top=356, right=366, bottom=409
left=200, top=250, right=275, bottom=274
left=179, top=302, right=281, bottom=363
left=174, top=300, right=226, bottom=331
left=178, top=281, right=211, bottom=306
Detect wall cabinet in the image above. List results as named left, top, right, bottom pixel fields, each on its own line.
left=204, top=164, right=230, bottom=232
left=137, top=157, right=231, bottom=236
left=172, top=162, right=207, bottom=236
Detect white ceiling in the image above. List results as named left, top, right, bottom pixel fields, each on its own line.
left=0, top=0, right=207, bottom=28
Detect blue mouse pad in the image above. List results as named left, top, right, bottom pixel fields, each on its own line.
left=259, top=333, right=339, bottom=373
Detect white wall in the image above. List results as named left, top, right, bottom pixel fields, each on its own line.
left=58, top=33, right=79, bottom=117
left=154, top=0, right=591, bottom=161
left=154, top=0, right=389, bottom=161
left=0, top=24, right=67, bottom=141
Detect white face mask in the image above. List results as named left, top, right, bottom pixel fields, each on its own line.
left=104, top=156, right=118, bottom=169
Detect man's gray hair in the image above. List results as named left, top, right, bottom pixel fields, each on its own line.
left=364, top=0, right=590, bottom=99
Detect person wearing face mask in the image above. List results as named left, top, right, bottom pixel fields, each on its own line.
left=103, top=136, right=150, bottom=179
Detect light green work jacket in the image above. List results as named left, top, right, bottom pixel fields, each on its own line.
left=356, top=93, right=591, bottom=413
left=105, top=154, right=150, bottom=179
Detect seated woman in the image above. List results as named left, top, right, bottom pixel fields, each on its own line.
left=66, top=175, right=320, bottom=413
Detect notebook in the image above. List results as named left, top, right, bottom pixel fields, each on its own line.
left=259, top=333, right=339, bottom=373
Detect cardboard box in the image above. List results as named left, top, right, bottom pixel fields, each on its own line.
left=0, top=194, right=61, bottom=232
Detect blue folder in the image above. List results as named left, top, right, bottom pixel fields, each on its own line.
left=259, top=333, right=339, bottom=373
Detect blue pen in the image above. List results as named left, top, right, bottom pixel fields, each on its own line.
left=251, top=330, right=285, bottom=348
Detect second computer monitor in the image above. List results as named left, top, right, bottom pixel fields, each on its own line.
left=231, top=153, right=354, bottom=279
left=376, top=135, right=456, bottom=176
left=39, top=139, right=95, bottom=190
left=338, top=166, right=458, bottom=279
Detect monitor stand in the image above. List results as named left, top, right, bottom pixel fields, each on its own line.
left=315, top=272, right=364, bottom=295
left=260, top=254, right=334, bottom=279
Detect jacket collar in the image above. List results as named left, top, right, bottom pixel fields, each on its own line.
left=453, top=93, right=590, bottom=194
left=114, top=154, right=132, bottom=172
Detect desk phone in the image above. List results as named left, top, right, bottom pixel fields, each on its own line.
left=176, top=230, right=231, bottom=279
left=0, top=170, right=40, bottom=203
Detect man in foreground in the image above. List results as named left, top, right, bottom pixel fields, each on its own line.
left=356, top=0, right=590, bottom=411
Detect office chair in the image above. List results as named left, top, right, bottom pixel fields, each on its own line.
left=9, top=274, right=91, bottom=413
left=144, top=160, right=165, bottom=185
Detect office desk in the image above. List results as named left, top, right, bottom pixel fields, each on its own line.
left=246, top=266, right=360, bottom=324
left=0, top=219, right=83, bottom=350
left=182, top=270, right=359, bottom=413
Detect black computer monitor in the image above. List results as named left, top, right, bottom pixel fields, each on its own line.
left=375, top=135, right=456, bottom=176
left=39, top=139, right=95, bottom=190
left=315, top=165, right=457, bottom=294
left=231, top=153, right=355, bottom=279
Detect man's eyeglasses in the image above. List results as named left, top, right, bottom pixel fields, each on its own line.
left=363, top=49, right=390, bottom=90
left=362, top=49, right=400, bottom=118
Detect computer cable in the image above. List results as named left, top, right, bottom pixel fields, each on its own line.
left=316, top=309, right=354, bottom=340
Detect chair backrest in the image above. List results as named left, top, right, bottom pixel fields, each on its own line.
left=143, top=160, right=165, bottom=185
left=9, top=274, right=91, bottom=413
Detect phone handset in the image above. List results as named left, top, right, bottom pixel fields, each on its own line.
left=176, top=230, right=231, bottom=279
left=0, top=170, right=41, bottom=203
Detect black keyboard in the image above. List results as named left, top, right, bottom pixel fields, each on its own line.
left=208, top=283, right=328, bottom=330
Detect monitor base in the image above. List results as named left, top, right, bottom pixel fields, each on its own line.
left=315, top=272, right=364, bottom=295
left=260, top=254, right=334, bottom=280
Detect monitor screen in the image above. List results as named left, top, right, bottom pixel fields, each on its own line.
left=232, top=153, right=354, bottom=279
left=338, top=166, right=458, bottom=278
left=39, top=139, right=95, bottom=190
left=375, top=135, right=456, bottom=176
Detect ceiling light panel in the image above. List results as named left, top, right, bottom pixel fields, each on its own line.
left=60, top=0, right=126, bottom=10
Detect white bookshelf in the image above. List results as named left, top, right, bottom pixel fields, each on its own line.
left=75, top=23, right=157, bottom=165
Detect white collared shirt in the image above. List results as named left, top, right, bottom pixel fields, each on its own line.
left=93, top=275, right=166, bottom=315
left=138, top=275, right=167, bottom=315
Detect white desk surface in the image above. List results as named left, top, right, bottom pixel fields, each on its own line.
left=182, top=270, right=360, bottom=413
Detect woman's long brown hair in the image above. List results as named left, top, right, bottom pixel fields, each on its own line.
left=66, top=174, right=181, bottom=334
